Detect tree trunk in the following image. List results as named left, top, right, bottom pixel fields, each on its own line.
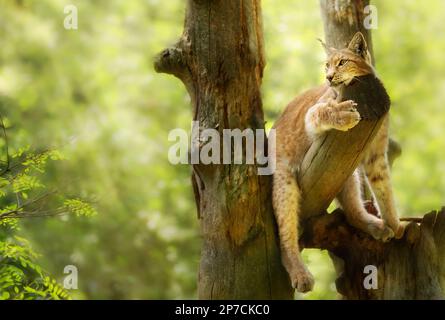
left=155, top=0, right=292, bottom=299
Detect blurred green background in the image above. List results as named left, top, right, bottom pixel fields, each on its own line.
left=0, top=0, right=444, bottom=299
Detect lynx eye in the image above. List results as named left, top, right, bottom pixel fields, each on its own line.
left=338, top=59, right=347, bottom=66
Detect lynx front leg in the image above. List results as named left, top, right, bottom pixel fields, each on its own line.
left=305, top=99, right=361, bottom=137
left=272, top=167, right=314, bottom=293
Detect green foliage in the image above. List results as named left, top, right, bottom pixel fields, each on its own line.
left=64, top=199, right=97, bottom=217
left=0, top=114, right=94, bottom=300
left=0, top=236, right=69, bottom=300
left=0, top=132, right=86, bottom=299
left=0, top=130, right=74, bottom=300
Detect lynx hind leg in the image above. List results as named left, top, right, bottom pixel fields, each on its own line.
left=272, top=168, right=314, bottom=292
left=364, top=152, right=404, bottom=239
left=305, top=99, right=361, bottom=136
left=337, top=170, right=394, bottom=242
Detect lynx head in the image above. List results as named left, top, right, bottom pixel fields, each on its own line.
left=320, top=32, right=374, bottom=88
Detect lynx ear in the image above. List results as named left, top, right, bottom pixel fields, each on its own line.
left=347, top=32, right=368, bottom=58
left=317, top=38, right=334, bottom=55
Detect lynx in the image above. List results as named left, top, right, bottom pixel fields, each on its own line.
left=272, top=32, right=403, bottom=293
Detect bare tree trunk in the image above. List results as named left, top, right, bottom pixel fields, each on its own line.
left=155, top=0, right=292, bottom=299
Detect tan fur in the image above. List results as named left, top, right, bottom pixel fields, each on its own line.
left=272, top=33, right=402, bottom=293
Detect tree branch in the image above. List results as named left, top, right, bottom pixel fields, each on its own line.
left=154, top=44, right=187, bottom=77
left=301, top=209, right=386, bottom=253
left=154, top=36, right=196, bottom=103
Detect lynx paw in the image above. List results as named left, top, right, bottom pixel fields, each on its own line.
left=389, top=222, right=405, bottom=239
left=290, top=266, right=314, bottom=293
left=368, top=220, right=394, bottom=242
left=330, top=100, right=361, bottom=131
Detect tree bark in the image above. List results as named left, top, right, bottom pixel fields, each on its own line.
left=155, top=0, right=292, bottom=299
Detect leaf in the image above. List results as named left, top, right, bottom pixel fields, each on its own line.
left=64, top=199, right=98, bottom=217
left=0, top=291, right=10, bottom=300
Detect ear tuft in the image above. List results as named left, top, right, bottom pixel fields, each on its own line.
left=347, top=32, right=368, bottom=58
left=318, top=38, right=334, bottom=55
